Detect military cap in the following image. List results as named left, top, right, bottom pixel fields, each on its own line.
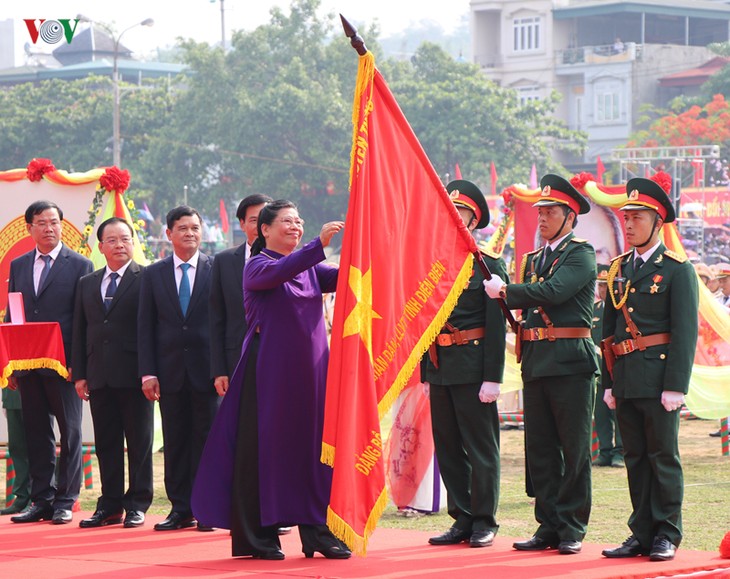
left=693, top=262, right=713, bottom=282
left=534, top=174, right=591, bottom=215
left=447, top=179, right=490, bottom=229
left=622, top=172, right=676, bottom=223
left=596, top=263, right=609, bottom=284
left=715, top=263, right=730, bottom=279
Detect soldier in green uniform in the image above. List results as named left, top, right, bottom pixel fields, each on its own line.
left=592, top=265, right=623, bottom=468
left=1, top=388, right=31, bottom=515
left=484, top=174, right=598, bottom=555
left=424, top=180, right=508, bottom=549
left=601, top=173, right=698, bottom=562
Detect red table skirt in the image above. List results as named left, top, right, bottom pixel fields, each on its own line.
left=0, top=322, right=68, bottom=388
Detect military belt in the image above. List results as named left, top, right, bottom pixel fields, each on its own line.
left=611, top=332, right=671, bottom=356
left=520, top=327, right=591, bottom=342
left=435, top=327, right=485, bottom=347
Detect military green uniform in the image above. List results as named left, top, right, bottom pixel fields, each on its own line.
left=591, top=298, right=623, bottom=465
left=504, top=232, right=598, bottom=543
left=1, top=387, right=30, bottom=512
left=602, top=245, right=698, bottom=549
left=422, top=252, right=508, bottom=535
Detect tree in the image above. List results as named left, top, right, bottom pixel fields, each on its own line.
left=382, top=42, right=585, bottom=189
left=628, top=94, right=730, bottom=187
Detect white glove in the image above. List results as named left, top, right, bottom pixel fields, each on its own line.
left=661, top=390, right=685, bottom=412
left=603, top=388, right=616, bottom=410
left=423, top=381, right=430, bottom=397
left=483, top=277, right=503, bottom=299
left=478, top=381, right=501, bottom=404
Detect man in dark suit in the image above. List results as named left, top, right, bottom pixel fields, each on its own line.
left=138, top=205, right=217, bottom=531
left=423, top=180, right=508, bottom=549
left=209, top=194, right=272, bottom=396
left=72, top=217, right=153, bottom=529
left=601, top=174, right=698, bottom=562
left=484, top=174, right=598, bottom=555
left=7, top=200, right=93, bottom=524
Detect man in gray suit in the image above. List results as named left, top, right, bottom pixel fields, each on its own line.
left=7, top=200, right=93, bottom=524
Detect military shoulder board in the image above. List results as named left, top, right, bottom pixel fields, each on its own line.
left=664, top=249, right=686, bottom=263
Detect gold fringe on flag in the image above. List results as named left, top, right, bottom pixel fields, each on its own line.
left=327, top=486, right=388, bottom=557
left=377, top=253, right=474, bottom=420
left=349, top=52, right=376, bottom=190
left=320, top=440, right=335, bottom=467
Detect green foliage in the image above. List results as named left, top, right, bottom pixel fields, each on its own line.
left=382, top=42, right=585, bottom=189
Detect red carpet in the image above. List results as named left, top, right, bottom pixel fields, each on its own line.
left=1, top=512, right=729, bottom=578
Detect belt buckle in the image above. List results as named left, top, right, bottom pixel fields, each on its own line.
left=530, top=328, right=543, bottom=341
left=621, top=340, right=635, bottom=355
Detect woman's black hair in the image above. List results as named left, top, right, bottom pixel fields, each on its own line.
left=250, top=199, right=298, bottom=256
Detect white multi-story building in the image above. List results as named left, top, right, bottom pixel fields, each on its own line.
left=470, top=0, right=730, bottom=167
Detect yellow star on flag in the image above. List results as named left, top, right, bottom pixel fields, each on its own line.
left=342, top=265, right=382, bottom=363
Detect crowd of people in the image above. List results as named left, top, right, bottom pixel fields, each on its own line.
left=0, top=169, right=712, bottom=564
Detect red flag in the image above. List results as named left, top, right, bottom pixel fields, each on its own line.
left=596, top=156, right=605, bottom=183
left=322, top=52, right=476, bottom=555
left=490, top=161, right=497, bottom=196
left=454, top=162, right=462, bottom=180
left=219, top=198, right=229, bottom=233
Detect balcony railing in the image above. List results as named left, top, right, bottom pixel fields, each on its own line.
left=556, top=42, right=639, bottom=66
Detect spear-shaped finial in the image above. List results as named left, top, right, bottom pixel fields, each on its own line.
left=340, top=14, right=368, bottom=56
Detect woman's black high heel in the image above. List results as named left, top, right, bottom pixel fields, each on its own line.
left=302, top=544, right=351, bottom=559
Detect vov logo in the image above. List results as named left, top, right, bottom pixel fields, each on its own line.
left=24, top=19, right=81, bottom=45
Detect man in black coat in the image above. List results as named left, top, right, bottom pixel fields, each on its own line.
left=209, top=194, right=271, bottom=396
left=138, top=205, right=217, bottom=531
left=7, top=200, right=93, bottom=525
left=72, top=217, right=153, bottom=529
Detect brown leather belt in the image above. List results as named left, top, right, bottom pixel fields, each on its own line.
left=612, top=332, right=671, bottom=356
left=435, top=327, right=485, bottom=347
left=520, top=327, right=591, bottom=342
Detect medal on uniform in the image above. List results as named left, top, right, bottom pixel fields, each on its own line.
left=650, top=274, right=663, bottom=294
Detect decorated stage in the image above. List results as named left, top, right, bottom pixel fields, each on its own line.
left=0, top=513, right=729, bottom=579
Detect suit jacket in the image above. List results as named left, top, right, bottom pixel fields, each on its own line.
left=208, top=244, right=247, bottom=378
left=6, top=243, right=93, bottom=364
left=72, top=261, right=144, bottom=390
left=601, top=244, right=698, bottom=397
left=137, top=253, right=214, bottom=393
left=422, top=252, right=508, bottom=385
left=506, top=233, right=599, bottom=382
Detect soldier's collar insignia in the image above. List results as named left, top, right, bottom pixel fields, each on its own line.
left=654, top=254, right=663, bottom=264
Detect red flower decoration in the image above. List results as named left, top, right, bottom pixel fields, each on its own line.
left=720, top=531, right=730, bottom=558
left=570, top=172, right=595, bottom=189
left=502, top=190, right=513, bottom=205
left=26, top=158, right=56, bottom=182
left=650, top=171, right=673, bottom=194
left=99, top=166, right=131, bottom=193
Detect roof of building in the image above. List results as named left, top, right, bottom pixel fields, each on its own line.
left=658, top=56, right=730, bottom=87
left=555, top=0, right=730, bottom=20
left=52, top=26, right=131, bottom=60
left=0, top=59, right=186, bottom=84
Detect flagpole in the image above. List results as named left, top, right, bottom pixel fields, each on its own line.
left=472, top=252, right=519, bottom=334
left=340, top=14, right=368, bottom=55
